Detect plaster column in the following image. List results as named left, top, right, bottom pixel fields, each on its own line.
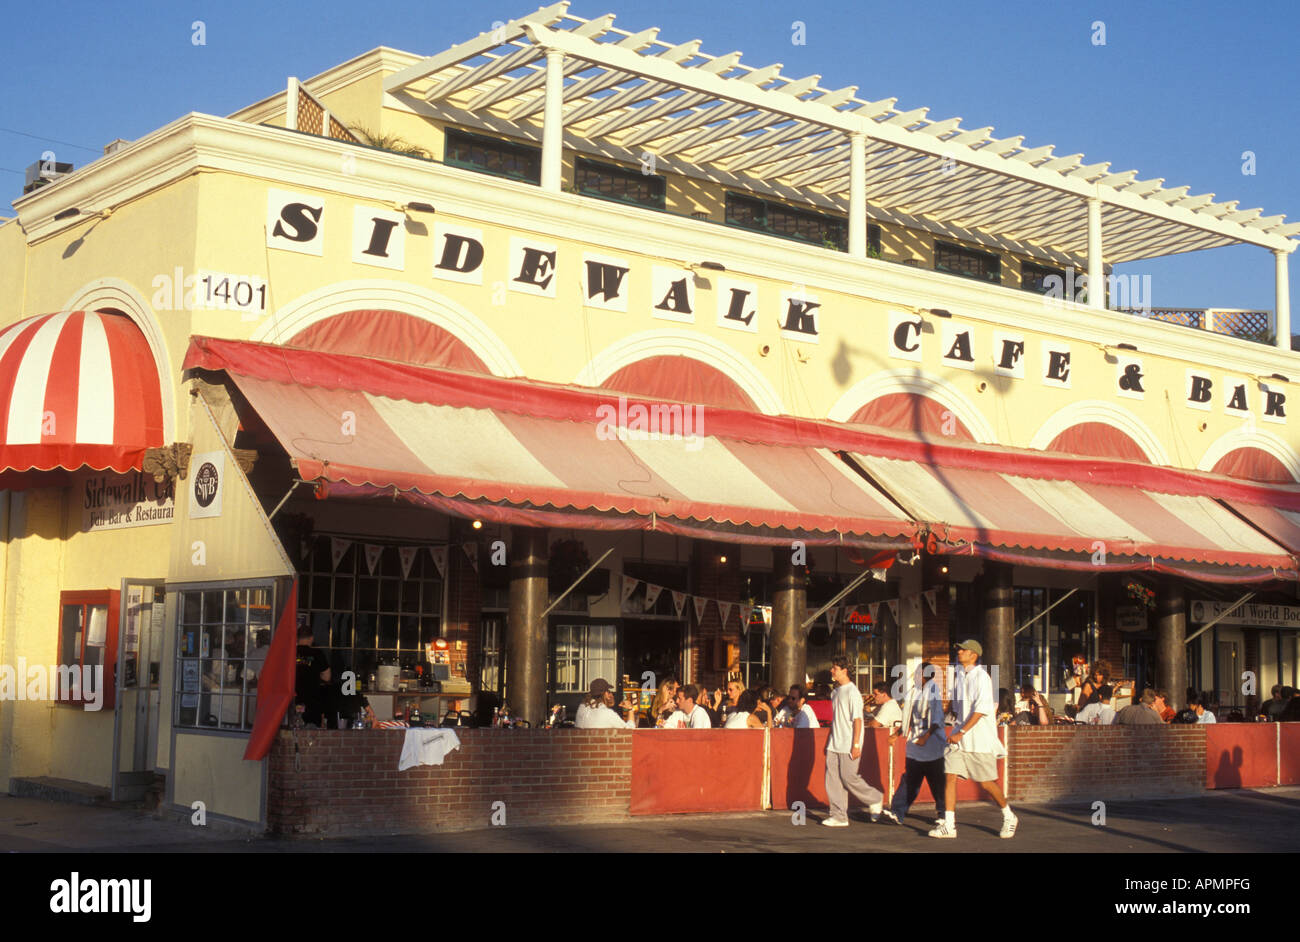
left=1087, top=196, right=1105, bottom=309
left=770, top=547, right=807, bottom=693
left=981, top=561, right=1014, bottom=695
left=1275, top=248, right=1291, bottom=350
left=848, top=131, right=866, bottom=257
left=541, top=49, right=564, bottom=192
left=1156, top=579, right=1188, bottom=712
left=505, top=526, right=549, bottom=725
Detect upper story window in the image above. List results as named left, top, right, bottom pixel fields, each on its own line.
left=575, top=157, right=666, bottom=210
left=725, top=193, right=847, bottom=250
left=935, top=241, right=1001, bottom=284
left=1022, top=261, right=1066, bottom=295
left=868, top=223, right=883, bottom=257
left=444, top=128, right=540, bottom=184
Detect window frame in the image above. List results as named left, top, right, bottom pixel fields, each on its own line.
left=724, top=192, right=848, bottom=250
left=1021, top=260, right=1067, bottom=295
left=173, top=581, right=277, bottom=733
left=443, top=128, right=541, bottom=184
left=934, top=240, right=1002, bottom=284
left=574, top=157, right=667, bottom=211
left=57, top=589, right=120, bottom=710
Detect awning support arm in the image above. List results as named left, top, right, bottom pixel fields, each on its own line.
left=267, top=479, right=306, bottom=521
left=1184, top=592, right=1255, bottom=645
left=1014, top=587, right=1078, bottom=636
left=540, top=547, right=614, bottom=620
left=802, top=565, right=876, bottom=630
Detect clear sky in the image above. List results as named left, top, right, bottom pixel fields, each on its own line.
left=2, top=0, right=1296, bottom=312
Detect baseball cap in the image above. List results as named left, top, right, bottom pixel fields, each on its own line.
left=589, top=678, right=613, bottom=698
left=955, top=639, right=983, bottom=656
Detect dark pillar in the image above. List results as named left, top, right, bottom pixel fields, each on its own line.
left=771, top=547, right=807, bottom=693
left=981, top=561, right=1014, bottom=696
left=1156, top=580, right=1187, bottom=711
left=505, top=526, right=548, bottom=726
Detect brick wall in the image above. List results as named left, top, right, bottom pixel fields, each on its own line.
left=688, top=539, right=741, bottom=690
left=1005, top=725, right=1206, bottom=803
left=268, top=728, right=631, bottom=835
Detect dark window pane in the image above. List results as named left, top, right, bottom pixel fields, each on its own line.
left=445, top=129, right=541, bottom=183
left=399, top=615, right=420, bottom=650
left=378, top=614, right=399, bottom=650
left=575, top=158, right=666, bottom=209
left=725, top=193, right=845, bottom=249
left=354, top=612, right=377, bottom=650
left=1022, top=261, right=1066, bottom=295
left=935, top=241, right=1001, bottom=284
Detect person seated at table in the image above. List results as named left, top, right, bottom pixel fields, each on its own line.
left=997, top=689, right=1016, bottom=726
left=575, top=678, right=636, bottom=729
left=661, top=684, right=713, bottom=728
left=719, top=678, right=746, bottom=726
left=1076, top=660, right=1111, bottom=711
left=1154, top=689, right=1177, bottom=723
left=648, top=676, right=679, bottom=727
left=866, top=681, right=903, bottom=729
left=724, top=689, right=767, bottom=728
left=1114, top=688, right=1165, bottom=725
left=1075, top=685, right=1116, bottom=725
left=785, top=684, right=820, bottom=728
left=751, top=686, right=780, bottom=727
left=1016, top=684, right=1052, bottom=725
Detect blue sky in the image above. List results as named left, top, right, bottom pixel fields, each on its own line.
left=1, top=0, right=1295, bottom=311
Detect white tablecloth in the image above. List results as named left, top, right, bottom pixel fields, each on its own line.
left=397, top=728, right=462, bottom=771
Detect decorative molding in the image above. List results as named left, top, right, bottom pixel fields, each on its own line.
left=62, top=277, right=177, bottom=443
left=574, top=330, right=785, bottom=415
left=1197, top=427, right=1300, bottom=482
left=15, top=114, right=1300, bottom=383
left=229, top=47, right=420, bottom=125
left=143, top=442, right=192, bottom=483
left=250, top=279, right=523, bottom=378
left=827, top=370, right=997, bottom=444
left=1027, top=400, right=1172, bottom=465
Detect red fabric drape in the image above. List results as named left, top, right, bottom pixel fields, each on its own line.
left=601, top=356, right=757, bottom=411
left=244, top=581, right=298, bottom=761
left=288, top=310, right=489, bottom=373
left=848, top=393, right=973, bottom=440
left=1211, top=447, right=1295, bottom=484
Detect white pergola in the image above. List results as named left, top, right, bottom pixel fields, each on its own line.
left=384, top=3, right=1298, bottom=346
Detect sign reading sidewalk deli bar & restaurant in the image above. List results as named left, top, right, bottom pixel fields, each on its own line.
left=1191, top=599, right=1300, bottom=629
left=266, top=191, right=1289, bottom=424
left=80, top=470, right=175, bottom=532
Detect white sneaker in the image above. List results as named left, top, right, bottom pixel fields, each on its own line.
left=821, top=817, right=850, bottom=828
left=879, top=809, right=901, bottom=825
left=928, top=821, right=957, bottom=838
left=1000, top=813, right=1018, bottom=839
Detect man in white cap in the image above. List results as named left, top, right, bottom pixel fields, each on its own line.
left=929, top=639, right=1017, bottom=839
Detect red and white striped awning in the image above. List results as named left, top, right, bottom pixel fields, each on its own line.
left=183, top=336, right=916, bottom=545
left=0, top=311, right=165, bottom=474
left=849, top=452, right=1295, bottom=570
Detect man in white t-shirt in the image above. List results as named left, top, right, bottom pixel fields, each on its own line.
left=786, top=684, right=820, bottom=728
left=662, top=684, right=712, bottom=729
left=1075, top=684, right=1116, bottom=725
left=574, top=678, right=636, bottom=729
left=822, top=656, right=884, bottom=827
left=866, top=682, right=903, bottom=730
left=930, top=640, right=1016, bottom=839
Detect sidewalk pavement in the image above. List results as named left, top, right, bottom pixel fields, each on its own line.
left=2, top=787, right=1297, bottom=853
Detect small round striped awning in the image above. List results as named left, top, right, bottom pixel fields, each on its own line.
left=0, top=311, right=164, bottom=473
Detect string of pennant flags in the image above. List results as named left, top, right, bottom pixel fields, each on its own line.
left=324, top=539, right=942, bottom=631
left=328, top=537, right=478, bottom=578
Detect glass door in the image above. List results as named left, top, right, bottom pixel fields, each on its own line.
left=112, top=580, right=164, bottom=802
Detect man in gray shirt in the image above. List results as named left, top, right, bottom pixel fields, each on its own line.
left=821, top=656, right=884, bottom=827
left=1114, top=688, right=1166, bottom=725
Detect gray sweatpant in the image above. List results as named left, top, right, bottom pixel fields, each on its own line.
left=825, top=750, right=883, bottom=821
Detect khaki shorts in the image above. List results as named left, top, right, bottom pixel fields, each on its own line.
left=944, top=747, right=998, bottom=782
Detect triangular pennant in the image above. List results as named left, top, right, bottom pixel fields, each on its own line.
left=428, top=545, right=448, bottom=579
left=671, top=590, right=687, bottom=617
left=887, top=599, right=900, bottom=622
left=923, top=588, right=938, bottom=615
left=363, top=543, right=384, bottom=576
left=761, top=605, right=772, bottom=627
left=718, top=601, right=733, bottom=628
left=868, top=602, right=879, bottom=623
left=871, top=567, right=887, bottom=582
left=643, top=583, right=663, bottom=611
left=621, top=575, right=640, bottom=605
left=826, top=606, right=840, bottom=631
left=740, top=607, right=752, bottom=637
left=692, top=596, right=707, bottom=622
left=462, top=542, right=478, bottom=572
left=398, top=545, right=418, bottom=579
left=330, top=537, right=351, bottom=571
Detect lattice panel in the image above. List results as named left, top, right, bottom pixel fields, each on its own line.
left=1146, top=309, right=1203, bottom=329
left=1210, top=309, right=1271, bottom=338
left=297, top=89, right=324, bottom=135
left=328, top=116, right=359, bottom=143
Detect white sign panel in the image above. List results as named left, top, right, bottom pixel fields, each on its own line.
left=188, top=451, right=224, bottom=519
left=266, top=189, right=325, bottom=256
left=81, top=470, right=175, bottom=532
left=1190, top=599, right=1300, bottom=629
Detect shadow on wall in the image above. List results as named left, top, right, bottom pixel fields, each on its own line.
left=1212, top=745, right=1244, bottom=789
left=786, top=728, right=820, bottom=809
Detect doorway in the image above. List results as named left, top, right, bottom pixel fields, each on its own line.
left=112, top=580, right=165, bottom=801
left=621, top=618, right=683, bottom=690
